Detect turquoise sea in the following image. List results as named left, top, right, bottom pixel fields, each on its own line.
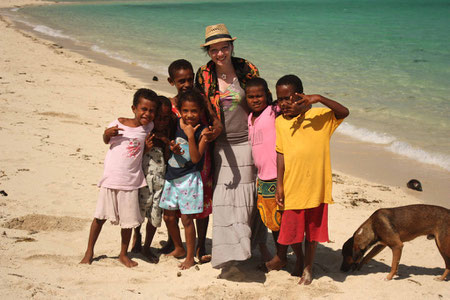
left=7, top=0, right=450, bottom=171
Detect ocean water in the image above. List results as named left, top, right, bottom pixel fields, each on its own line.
left=8, top=0, right=450, bottom=171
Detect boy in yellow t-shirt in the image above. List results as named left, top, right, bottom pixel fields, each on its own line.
left=264, top=75, right=349, bottom=285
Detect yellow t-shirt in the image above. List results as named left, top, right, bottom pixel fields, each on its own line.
left=275, top=107, right=343, bottom=210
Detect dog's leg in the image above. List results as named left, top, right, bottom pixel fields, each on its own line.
left=434, top=234, right=450, bottom=281
left=358, top=244, right=386, bottom=270
left=386, top=243, right=403, bottom=280
left=437, top=268, right=449, bottom=281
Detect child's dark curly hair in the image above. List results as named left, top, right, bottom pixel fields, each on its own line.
left=176, top=88, right=206, bottom=112
left=276, top=74, right=303, bottom=94
left=245, top=77, right=273, bottom=105
left=157, top=95, right=172, bottom=109
left=133, top=88, right=159, bottom=107
left=168, top=59, right=193, bottom=80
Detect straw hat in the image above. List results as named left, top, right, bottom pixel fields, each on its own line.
left=201, top=23, right=237, bottom=47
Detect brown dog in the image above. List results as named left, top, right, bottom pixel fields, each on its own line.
left=341, top=204, right=449, bottom=280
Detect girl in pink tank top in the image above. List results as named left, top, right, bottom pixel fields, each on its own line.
left=80, top=88, right=158, bottom=268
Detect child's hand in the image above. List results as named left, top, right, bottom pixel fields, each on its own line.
left=180, top=118, right=199, bottom=139
left=183, top=124, right=200, bottom=139
left=169, top=140, right=184, bottom=155
left=104, top=125, right=123, bottom=138
left=294, top=93, right=320, bottom=106
left=275, top=186, right=285, bottom=207
left=145, top=133, right=155, bottom=151
left=291, top=93, right=313, bottom=115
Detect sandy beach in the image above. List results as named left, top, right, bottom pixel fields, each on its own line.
left=0, top=1, right=448, bottom=299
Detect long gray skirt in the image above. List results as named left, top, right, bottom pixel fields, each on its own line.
left=211, top=140, right=266, bottom=269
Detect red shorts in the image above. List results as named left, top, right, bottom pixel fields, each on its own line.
left=278, top=203, right=328, bottom=245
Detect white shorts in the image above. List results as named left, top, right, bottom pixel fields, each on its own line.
left=94, top=187, right=144, bottom=228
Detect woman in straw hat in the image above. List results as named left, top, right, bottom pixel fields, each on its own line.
left=195, top=23, right=268, bottom=269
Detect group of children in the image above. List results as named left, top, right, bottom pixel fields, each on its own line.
left=80, top=58, right=349, bottom=285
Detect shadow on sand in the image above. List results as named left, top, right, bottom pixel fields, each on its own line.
left=216, top=242, right=447, bottom=283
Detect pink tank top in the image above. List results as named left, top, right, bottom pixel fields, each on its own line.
left=98, top=119, right=153, bottom=190
left=248, top=106, right=278, bottom=180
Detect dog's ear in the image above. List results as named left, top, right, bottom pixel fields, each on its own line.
left=342, top=237, right=354, bottom=256
left=341, top=237, right=355, bottom=272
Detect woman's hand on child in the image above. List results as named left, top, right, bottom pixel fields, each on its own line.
left=201, top=126, right=214, bottom=142
left=211, top=119, right=224, bottom=142
left=169, top=140, right=184, bottom=155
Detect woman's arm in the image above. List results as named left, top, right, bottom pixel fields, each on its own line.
left=202, top=94, right=223, bottom=142
left=195, top=67, right=223, bottom=142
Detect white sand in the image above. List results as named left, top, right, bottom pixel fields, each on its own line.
left=0, top=2, right=448, bottom=299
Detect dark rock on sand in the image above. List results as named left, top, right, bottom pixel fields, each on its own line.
left=407, top=179, right=422, bottom=191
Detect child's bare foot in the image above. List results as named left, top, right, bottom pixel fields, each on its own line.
left=166, top=248, right=186, bottom=259
left=131, top=233, right=142, bottom=253
left=79, top=250, right=93, bottom=264
left=159, top=239, right=175, bottom=254
left=298, top=268, right=313, bottom=285
left=179, top=257, right=195, bottom=270
left=142, top=247, right=159, bottom=264
left=119, top=254, right=138, bottom=268
left=262, top=255, right=286, bottom=273
left=196, top=246, right=211, bottom=264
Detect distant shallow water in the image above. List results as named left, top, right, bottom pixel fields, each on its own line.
left=9, top=0, right=450, bottom=171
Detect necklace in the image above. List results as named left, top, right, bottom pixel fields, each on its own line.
left=220, top=73, right=227, bottom=80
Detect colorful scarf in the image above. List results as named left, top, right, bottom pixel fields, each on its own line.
left=195, top=57, right=259, bottom=120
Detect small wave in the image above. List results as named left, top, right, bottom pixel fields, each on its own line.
left=386, top=141, right=450, bottom=172
left=33, top=25, right=73, bottom=40
left=134, top=62, right=167, bottom=75
left=91, top=45, right=134, bottom=64
left=337, top=122, right=396, bottom=144
left=91, top=45, right=167, bottom=76
left=337, top=122, right=450, bottom=171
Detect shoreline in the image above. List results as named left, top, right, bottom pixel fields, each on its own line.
left=5, top=3, right=449, bottom=206
left=1, top=2, right=175, bottom=97
left=331, top=133, right=449, bottom=207
left=0, top=1, right=448, bottom=298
